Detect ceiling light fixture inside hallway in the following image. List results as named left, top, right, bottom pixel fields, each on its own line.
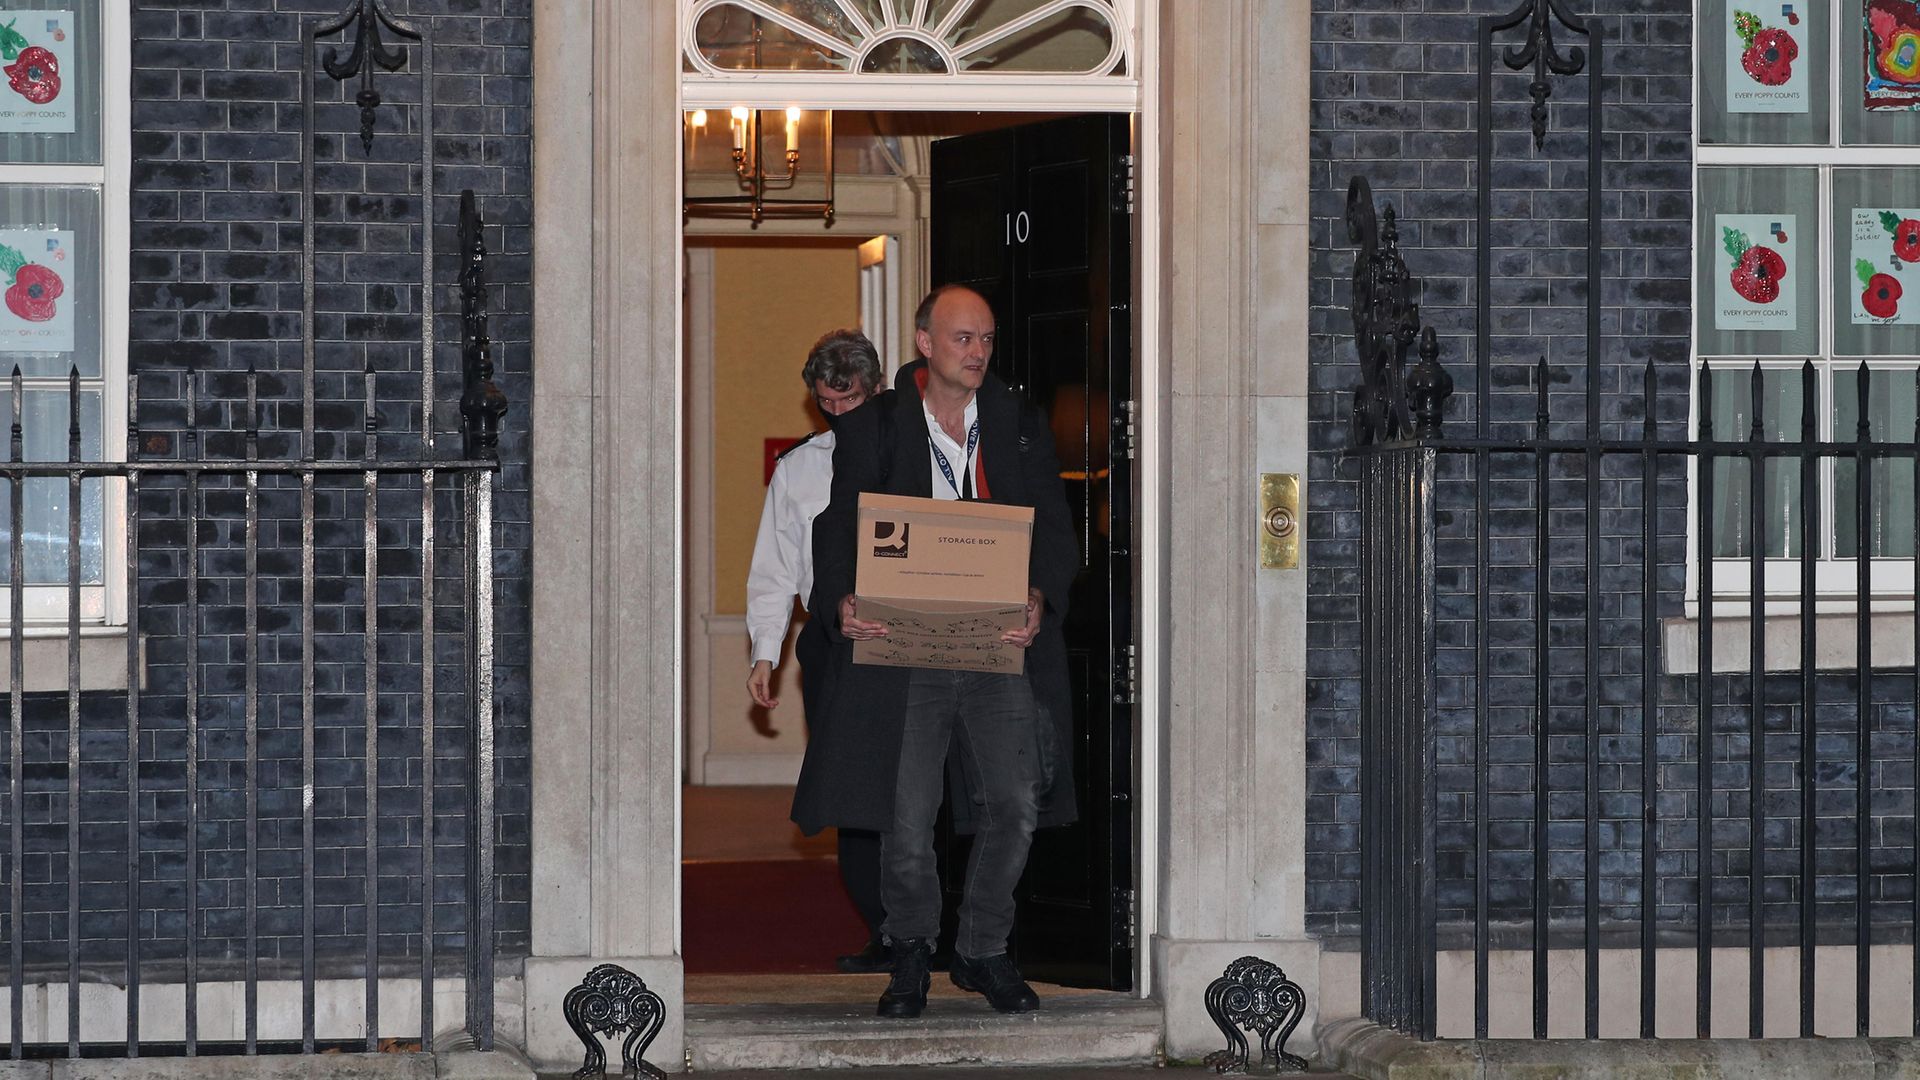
left=683, top=104, right=837, bottom=226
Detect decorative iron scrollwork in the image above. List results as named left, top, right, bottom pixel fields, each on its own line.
left=1202, top=956, right=1308, bottom=1074
left=563, top=963, right=667, bottom=1080
left=458, top=189, right=509, bottom=459
left=1347, top=176, right=1451, bottom=447
left=1492, top=0, right=1590, bottom=149
left=315, top=0, right=420, bottom=154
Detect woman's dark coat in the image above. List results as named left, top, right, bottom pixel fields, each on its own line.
left=790, top=359, right=1080, bottom=836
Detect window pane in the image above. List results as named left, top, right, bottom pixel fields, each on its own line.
left=1835, top=167, right=1920, bottom=355
left=1709, top=365, right=1808, bottom=558
left=0, top=3, right=99, bottom=165
left=0, top=182, right=98, bottom=377
left=1834, top=366, right=1919, bottom=557
left=693, top=3, right=855, bottom=71
left=860, top=37, right=948, bottom=72
left=953, top=2, right=1120, bottom=74
left=0, top=385, right=102, bottom=585
left=1700, top=0, right=1831, bottom=144
left=1697, top=167, right=1821, bottom=357
left=1845, top=0, right=1920, bottom=144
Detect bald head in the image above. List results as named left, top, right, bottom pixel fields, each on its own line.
left=914, top=283, right=988, bottom=335
left=914, top=285, right=996, bottom=398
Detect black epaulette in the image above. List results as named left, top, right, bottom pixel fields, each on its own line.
left=776, top=431, right=819, bottom=461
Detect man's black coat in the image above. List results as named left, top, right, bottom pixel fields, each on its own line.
left=791, top=359, right=1080, bottom=836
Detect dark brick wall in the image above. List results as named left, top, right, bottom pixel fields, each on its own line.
left=1306, top=0, right=1697, bottom=938
left=3, top=1, right=531, bottom=974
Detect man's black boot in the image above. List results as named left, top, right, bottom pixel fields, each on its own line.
left=836, top=934, right=893, bottom=974
left=876, top=938, right=933, bottom=1018
left=950, top=952, right=1040, bottom=1013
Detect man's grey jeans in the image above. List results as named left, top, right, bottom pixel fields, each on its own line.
left=879, top=667, right=1048, bottom=960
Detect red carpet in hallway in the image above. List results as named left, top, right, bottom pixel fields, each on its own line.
left=683, top=858, right=871, bottom=974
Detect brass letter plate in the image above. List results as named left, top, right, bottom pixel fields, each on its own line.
left=1260, top=473, right=1300, bottom=570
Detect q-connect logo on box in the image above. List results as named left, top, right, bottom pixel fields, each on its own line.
left=872, top=521, right=909, bottom=559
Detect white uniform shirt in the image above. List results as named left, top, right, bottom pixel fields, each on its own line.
left=924, top=396, right=980, bottom=502
left=745, top=429, right=836, bottom=668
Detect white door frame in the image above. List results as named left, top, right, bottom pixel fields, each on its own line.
left=671, top=13, right=1166, bottom=995
left=529, top=2, right=1331, bottom=1067
left=524, top=6, right=1169, bottom=1067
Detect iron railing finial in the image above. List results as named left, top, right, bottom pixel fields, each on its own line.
left=458, top=190, right=509, bottom=459
left=1347, top=176, right=1452, bottom=446
left=315, top=0, right=420, bottom=155
left=1490, top=0, right=1592, bottom=149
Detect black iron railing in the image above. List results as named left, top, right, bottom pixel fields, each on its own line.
left=1349, top=0, right=1920, bottom=1044
left=0, top=1, right=504, bottom=1058
left=3, top=364, right=500, bottom=1056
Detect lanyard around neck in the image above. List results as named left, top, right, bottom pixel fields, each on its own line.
left=929, top=419, right=980, bottom=498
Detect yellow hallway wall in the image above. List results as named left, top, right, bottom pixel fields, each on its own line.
left=709, top=243, right=862, bottom=615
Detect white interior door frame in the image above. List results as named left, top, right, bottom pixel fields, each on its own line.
left=858, top=234, right=901, bottom=376
left=683, top=246, right=718, bottom=785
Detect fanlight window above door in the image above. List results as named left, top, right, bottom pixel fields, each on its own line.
left=684, top=0, right=1132, bottom=77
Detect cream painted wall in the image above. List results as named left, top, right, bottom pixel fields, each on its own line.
left=709, top=245, right=862, bottom=615
left=689, top=244, right=863, bottom=783
left=1150, top=0, right=1323, bottom=1061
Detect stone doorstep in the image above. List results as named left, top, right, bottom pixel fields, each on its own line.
left=1317, top=1016, right=1920, bottom=1080
left=685, top=996, right=1164, bottom=1071
left=0, top=1050, right=533, bottom=1080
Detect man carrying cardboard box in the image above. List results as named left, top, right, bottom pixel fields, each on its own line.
left=797, top=284, right=1079, bottom=1019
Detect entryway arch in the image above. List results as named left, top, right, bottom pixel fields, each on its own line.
left=523, top=0, right=1323, bottom=1070
left=669, top=0, right=1164, bottom=1005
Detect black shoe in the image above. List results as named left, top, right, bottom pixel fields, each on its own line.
left=836, top=934, right=893, bottom=974
left=876, top=937, right=932, bottom=1018
left=950, top=952, right=1039, bottom=1013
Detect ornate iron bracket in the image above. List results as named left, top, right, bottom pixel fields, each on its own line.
left=1491, top=0, right=1590, bottom=149
left=459, top=189, right=509, bottom=459
left=1347, top=176, right=1451, bottom=447
left=315, top=0, right=420, bottom=154
left=1202, top=956, right=1308, bottom=1074
left=563, top=964, right=667, bottom=1079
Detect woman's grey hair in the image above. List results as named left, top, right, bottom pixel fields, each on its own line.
left=802, top=328, right=884, bottom=394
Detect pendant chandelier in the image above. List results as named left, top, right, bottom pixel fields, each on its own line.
left=687, top=15, right=837, bottom=223
left=683, top=104, right=837, bottom=225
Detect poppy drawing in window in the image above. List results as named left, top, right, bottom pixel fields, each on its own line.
left=0, top=240, right=62, bottom=323
left=1727, top=5, right=1808, bottom=111
left=1849, top=208, right=1920, bottom=326
left=1714, top=214, right=1799, bottom=331
left=1866, top=0, right=1920, bottom=110
left=1727, top=225, right=1787, bottom=304
left=0, top=12, right=72, bottom=136
left=0, top=19, right=58, bottom=105
left=1884, top=210, right=1920, bottom=262
left=1859, top=260, right=1904, bottom=319
left=1736, top=9, right=1800, bottom=83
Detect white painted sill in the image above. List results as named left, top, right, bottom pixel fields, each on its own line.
left=0, top=625, right=144, bottom=692
left=1664, top=608, right=1917, bottom=675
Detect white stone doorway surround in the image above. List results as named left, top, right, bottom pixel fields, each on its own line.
left=525, top=0, right=1323, bottom=1070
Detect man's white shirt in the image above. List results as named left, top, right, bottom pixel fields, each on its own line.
left=746, top=429, right=836, bottom=669
left=924, top=395, right=979, bottom=502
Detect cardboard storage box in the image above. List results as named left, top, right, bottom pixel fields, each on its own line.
left=852, top=492, right=1033, bottom=675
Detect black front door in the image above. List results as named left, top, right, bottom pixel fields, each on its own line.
left=929, top=114, right=1134, bottom=991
